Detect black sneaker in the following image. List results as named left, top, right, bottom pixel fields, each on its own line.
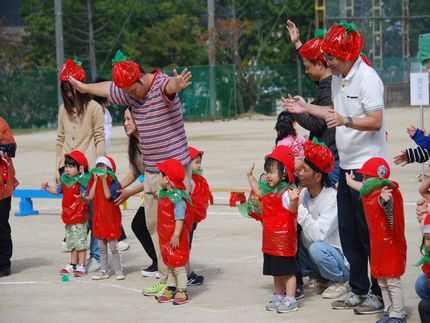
left=187, top=272, right=204, bottom=286
left=295, top=285, right=304, bottom=299
left=141, top=264, right=159, bottom=278
left=0, top=268, right=11, bottom=277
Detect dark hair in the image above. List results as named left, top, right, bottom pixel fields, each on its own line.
left=64, top=155, right=87, bottom=173
left=92, top=77, right=109, bottom=106
left=264, top=158, right=286, bottom=182
left=61, top=81, right=91, bottom=116
left=124, top=106, right=140, bottom=171
left=420, top=235, right=429, bottom=256
left=275, top=116, right=297, bottom=145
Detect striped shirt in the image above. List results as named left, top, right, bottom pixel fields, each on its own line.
left=109, top=69, right=190, bottom=172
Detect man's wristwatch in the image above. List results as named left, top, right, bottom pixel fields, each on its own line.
left=345, top=116, right=353, bottom=128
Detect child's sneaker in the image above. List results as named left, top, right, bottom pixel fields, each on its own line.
left=74, top=264, right=86, bottom=277
left=115, top=271, right=125, bottom=280
left=156, top=287, right=175, bottom=303
left=375, top=311, right=390, bottom=323
left=143, top=281, right=167, bottom=296
left=277, top=299, right=298, bottom=313
left=295, top=286, right=304, bottom=300
left=266, top=295, right=284, bottom=311
left=92, top=270, right=110, bottom=280
left=59, top=264, right=75, bottom=275
left=187, top=272, right=204, bottom=286
left=172, top=289, right=190, bottom=305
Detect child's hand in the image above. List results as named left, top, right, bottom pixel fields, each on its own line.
left=74, top=193, right=88, bottom=203
left=247, top=163, right=255, bottom=178
left=406, top=125, right=417, bottom=137
left=345, top=170, right=355, bottom=184
left=41, top=182, right=49, bottom=190
left=379, top=186, right=392, bottom=202
left=170, top=235, right=179, bottom=249
left=288, top=187, right=301, bottom=202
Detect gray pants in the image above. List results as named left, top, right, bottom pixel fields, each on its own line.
left=378, top=277, right=405, bottom=318
left=98, top=239, right=122, bottom=274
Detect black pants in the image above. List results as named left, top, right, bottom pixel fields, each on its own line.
left=0, top=197, right=12, bottom=270
left=131, top=206, right=157, bottom=265
left=419, top=298, right=430, bottom=323
left=337, top=168, right=380, bottom=296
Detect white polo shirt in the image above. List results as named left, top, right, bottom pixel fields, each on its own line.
left=332, top=57, right=387, bottom=169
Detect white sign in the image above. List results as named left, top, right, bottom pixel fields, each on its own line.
left=410, top=72, right=429, bottom=106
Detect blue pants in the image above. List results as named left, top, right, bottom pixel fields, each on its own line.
left=87, top=202, right=99, bottom=262
left=297, top=240, right=349, bottom=283
left=415, top=274, right=430, bottom=299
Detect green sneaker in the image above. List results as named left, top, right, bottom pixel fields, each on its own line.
left=143, top=281, right=167, bottom=297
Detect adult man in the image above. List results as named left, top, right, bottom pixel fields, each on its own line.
left=296, top=139, right=349, bottom=299
left=0, top=117, right=19, bottom=277
left=285, top=22, right=387, bottom=315
left=285, top=20, right=339, bottom=185
left=70, top=50, right=194, bottom=296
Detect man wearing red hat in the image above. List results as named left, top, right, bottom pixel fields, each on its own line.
left=295, top=139, right=349, bottom=299
left=285, top=20, right=339, bottom=186
left=285, top=22, right=387, bottom=314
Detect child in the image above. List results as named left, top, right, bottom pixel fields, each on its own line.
left=275, top=113, right=306, bottom=174
left=416, top=215, right=430, bottom=322
left=246, top=145, right=301, bottom=313
left=346, top=157, right=407, bottom=322
left=41, top=150, right=89, bottom=277
left=155, top=158, right=193, bottom=305
left=79, top=156, right=124, bottom=280
left=187, top=146, right=211, bottom=286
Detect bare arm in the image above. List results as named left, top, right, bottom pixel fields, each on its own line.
left=100, top=175, right=111, bottom=199
left=345, top=171, right=363, bottom=192
left=170, top=220, right=184, bottom=249
left=247, top=163, right=261, bottom=196
left=419, top=177, right=430, bottom=200
left=69, top=77, right=111, bottom=97
left=326, top=109, right=383, bottom=131
left=114, top=183, right=144, bottom=205
left=164, top=68, right=192, bottom=98
left=120, top=171, right=138, bottom=189
left=285, top=19, right=302, bottom=49
left=41, top=182, right=60, bottom=195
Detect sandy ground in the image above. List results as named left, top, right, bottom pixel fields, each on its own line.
left=1, top=107, right=428, bottom=322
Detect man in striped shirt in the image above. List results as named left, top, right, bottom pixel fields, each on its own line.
left=70, top=51, right=193, bottom=296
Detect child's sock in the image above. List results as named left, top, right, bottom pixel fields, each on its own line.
left=286, top=295, right=296, bottom=303
left=275, top=293, right=284, bottom=301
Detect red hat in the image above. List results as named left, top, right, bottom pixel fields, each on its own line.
left=156, top=158, right=186, bottom=190
left=266, top=146, right=295, bottom=183
left=65, top=150, right=88, bottom=169
left=188, top=146, right=203, bottom=160
left=423, top=215, right=430, bottom=234
left=59, top=57, right=86, bottom=82
left=357, top=157, right=390, bottom=179
left=322, top=22, right=363, bottom=61
left=360, top=52, right=372, bottom=67
left=106, top=156, right=116, bottom=173
left=303, top=138, right=334, bottom=174
left=111, top=50, right=141, bottom=89
left=95, top=156, right=116, bottom=172
left=298, top=29, right=327, bottom=63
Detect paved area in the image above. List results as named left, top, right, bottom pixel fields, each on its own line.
left=0, top=107, right=427, bottom=322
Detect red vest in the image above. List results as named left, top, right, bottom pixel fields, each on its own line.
left=157, top=196, right=193, bottom=267
left=260, top=192, right=297, bottom=257
left=89, top=176, right=122, bottom=240
left=361, top=184, right=407, bottom=278
left=61, top=182, right=88, bottom=225
left=190, top=174, right=211, bottom=223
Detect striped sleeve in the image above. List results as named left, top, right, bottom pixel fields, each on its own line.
left=109, top=82, right=131, bottom=105
left=406, top=146, right=430, bottom=164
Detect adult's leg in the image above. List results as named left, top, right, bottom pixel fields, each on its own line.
left=415, top=274, right=430, bottom=299
left=88, top=202, right=100, bottom=262
left=419, top=298, right=430, bottom=323
left=119, top=225, right=127, bottom=241
left=131, top=206, right=157, bottom=265
left=308, top=241, right=349, bottom=282
left=337, top=168, right=370, bottom=296
left=296, top=240, right=320, bottom=278
left=0, top=197, right=12, bottom=272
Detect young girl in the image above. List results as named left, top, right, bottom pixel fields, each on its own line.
left=41, top=150, right=89, bottom=277
left=246, top=145, right=301, bottom=313
left=346, top=158, right=407, bottom=322
left=79, top=156, right=124, bottom=280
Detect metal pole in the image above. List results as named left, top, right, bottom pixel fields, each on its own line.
left=208, top=0, right=216, bottom=118
left=54, top=0, right=64, bottom=107
left=87, top=0, right=97, bottom=81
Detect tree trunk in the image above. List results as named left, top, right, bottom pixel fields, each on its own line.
left=87, top=0, right=97, bottom=81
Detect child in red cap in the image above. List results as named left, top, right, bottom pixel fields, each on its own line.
left=416, top=214, right=430, bottom=320
left=41, top=150, right=90, bottom=277
left=78, top=155, right=124, bottom=281
left=246, top=146, right=301, bottom=314
left=345, top=157, right=407, bottom=322
left=155, top=158, right=193, bottom=305
left=187, top=146, right=211, bottom=286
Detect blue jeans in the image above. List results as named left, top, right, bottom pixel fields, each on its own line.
left=328, top=159, right=340, bottom=188
left=297, top=240, right=349, bottom=283
left=87, top=202, right=99, bottom=262
left=415, top=274, right=430, bottom=299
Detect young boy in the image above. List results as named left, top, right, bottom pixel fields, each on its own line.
left=155, top=158, right=193, bottom=305
left=346, top=157, right=407, bottom=322
left=41, top=150, right=89, bottom=277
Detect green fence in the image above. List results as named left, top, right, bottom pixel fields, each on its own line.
left=0, top=58, right=414, bottom=129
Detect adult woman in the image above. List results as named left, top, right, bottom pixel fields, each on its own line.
left=114, top=107, right=158, bottom=276
left=56, top=58, right=105, bottom=272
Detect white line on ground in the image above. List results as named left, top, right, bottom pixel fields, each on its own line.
left=75, top=280, right=142, bottom=293
left=0, top=281, right=50, bottom=285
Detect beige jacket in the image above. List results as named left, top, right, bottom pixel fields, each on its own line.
left=56, top=100, right=105, bottom=169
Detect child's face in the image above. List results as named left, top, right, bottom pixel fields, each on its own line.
left=96, top=163, right=108, bottom=171
left=425, top=233, right=430, bottom=250
left=159, top=173, right=169, bottom=189
left=266, top=165, right=281, bottom=188
left=191, top=155, right=202, bottom=171
left=64, top=164, right=79, bottom=177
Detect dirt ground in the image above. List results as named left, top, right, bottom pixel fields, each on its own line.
left=1, top=107, right=428, bottom=322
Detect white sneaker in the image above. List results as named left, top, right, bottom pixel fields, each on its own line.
left=61, top=240, right=71, bottom=252
left=92, top=270, right=110, bottom=280
left=117, top=240, right=130, bottom=251
left=322, top=281, right=349, bottom=299
left=115, top=271, right=126, bottom=280
left=86, top=258, right=101, bottom=273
